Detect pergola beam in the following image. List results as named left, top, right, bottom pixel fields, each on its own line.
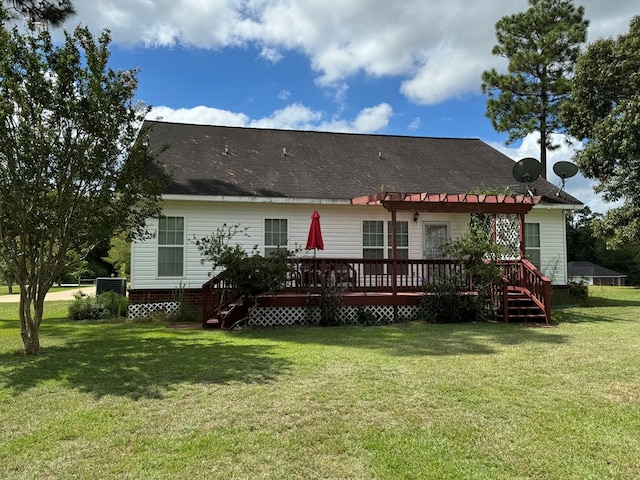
left=352, top=192, right=540, bottom=215
left=352, top=192, right=542, bottom=316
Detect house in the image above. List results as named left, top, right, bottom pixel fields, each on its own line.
left=129, top=120, right=582, bottom=326
left=567, top=261, right=626, bottom=286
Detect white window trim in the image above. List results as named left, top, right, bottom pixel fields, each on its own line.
left=157, top=215, right=186, bottom=278
left=524, top=222, right=541, bottom=267
left=264, top=217, right=289, bottom=256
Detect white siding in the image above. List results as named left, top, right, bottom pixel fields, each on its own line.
left=131, top=200, right=569, bottom=289
left=131, top=200, right=471, bottom=290
left=527, top=207, right=568, bottom=285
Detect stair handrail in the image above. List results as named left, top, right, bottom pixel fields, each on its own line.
left=520, top=259, right=551, bottom=322
left=202, top=270, right=239, bottom=326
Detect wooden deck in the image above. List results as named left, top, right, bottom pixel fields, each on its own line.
left=202, top=257, right=551, bottom=329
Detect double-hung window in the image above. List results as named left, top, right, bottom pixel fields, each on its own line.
left=158, top=216, right=184, bottom=277
left=388, top=221, right=409, bottom=274
left=362, top=220, right=409, bottom=274
left=363, top=220, right=384, bottom=275
left=265, top=219, right=288, bottom=256
left=524, top=223, right=541, bottom=268
left=387, top=221, right=409, bottom=259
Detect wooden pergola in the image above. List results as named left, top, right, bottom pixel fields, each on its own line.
left=352, top=192, right=542, bottom=295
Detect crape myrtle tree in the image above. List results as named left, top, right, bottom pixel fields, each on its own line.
left=0, top=22, right=169, bottom=354
left=481, top=0, right=588, bottom=179
left=563, top=16, right=640, bottom=247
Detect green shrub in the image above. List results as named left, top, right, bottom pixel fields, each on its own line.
left=68, top=293, right=110, bottom=321
left=68, top=291, right=129, bottom=320
left=568, top=281, right=589, bottom=300
left=417, top=277, right=481, bottom=324
left=97, top=291, right=129, bottom=318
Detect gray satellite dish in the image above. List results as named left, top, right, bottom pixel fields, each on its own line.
left=553, top=161, right=579, bottom=196
left=512, top=157, right=542, bottom=196
left=553, top=161, right=578, bottom=179
left=512, top=157, right=542, bottom=183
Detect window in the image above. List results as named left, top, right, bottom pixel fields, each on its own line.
left=362, top=220, right=409, bottom=274
left=265, top=218, right=288, bottom=256
left=388, top=221, right=409, bottom=274
left=423, top=223, right=448, bottom=259
left=387, top=221, right=409, bottom=259
left=524, top=223, right=541, bottom=268
left=363, top=220, right=384, bottom=259
left=158, top=216, right=184, bottom=277
left=363, top=220, right=384, bottom=274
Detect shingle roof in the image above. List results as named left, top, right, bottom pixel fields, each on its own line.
left=144, top=120, right=582, bottom=205
left=567, top=261, right=626, bottom=278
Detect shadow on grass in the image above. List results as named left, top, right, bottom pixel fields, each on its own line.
left=0, top=321, right=291, bottom=400
left=584, top=297, right=640, bottom=308
left=238, top=321, right=568, bottom=357
left=553, top=306, right=640, bottom=324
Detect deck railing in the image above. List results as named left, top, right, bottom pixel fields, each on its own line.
left=286, top=258, right=471, bottom=292
left=202, top=257, right=551, bottom=324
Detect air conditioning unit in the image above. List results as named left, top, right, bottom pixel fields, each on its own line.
left=96, top=277, right=127, bottom=296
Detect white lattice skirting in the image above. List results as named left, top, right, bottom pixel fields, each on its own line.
left=247, top=305, right=419, bottom=328
left=128, top=302, right=179, bottom=319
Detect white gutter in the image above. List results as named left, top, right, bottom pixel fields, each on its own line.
left=162, top=194, right=351, bottom=205
left=163, top=194, right=584, bottom=210
left=533, top=203, right=584, bottom=211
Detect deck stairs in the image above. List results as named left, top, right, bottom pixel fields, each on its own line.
left=204, top=299, right=250, bottom=329
left=500, top=286, right=547, bottom=323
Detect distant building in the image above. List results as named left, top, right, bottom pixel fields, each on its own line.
left=567, top=261, right=626, bottom=286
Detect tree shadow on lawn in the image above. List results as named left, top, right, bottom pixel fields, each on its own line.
left=239, top=321, right=568, bottom=358
left=553, top=307, right=638, bottom=324
left=585, top=297, right=640, bottom=308
left=0, top=322, right=291, bottom=400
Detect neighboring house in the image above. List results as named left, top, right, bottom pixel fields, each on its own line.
left=567, top=261, right=627, bottom=286
left=129, top=120, right=582, bottom=325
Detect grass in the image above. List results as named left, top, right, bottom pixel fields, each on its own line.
left=1, top=287, right=639, bottom=479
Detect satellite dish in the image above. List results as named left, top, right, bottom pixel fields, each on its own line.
left=553, top=161, right=579, bottom=197
left=553, top=161, right=578, bottom=179
left=512, top=157, right=542, bottom=183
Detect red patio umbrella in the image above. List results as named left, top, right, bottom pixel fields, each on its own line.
left=305, top=210, right=324, bottom=287
left=306, top=210, right=324, bottom=252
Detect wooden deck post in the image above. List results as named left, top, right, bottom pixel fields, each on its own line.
left=391, top=209, right=398, bottom=321
left=519, top=213, right=526, bottom=287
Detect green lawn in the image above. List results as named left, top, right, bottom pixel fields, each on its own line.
left=1, top=287, right=639, bottom=479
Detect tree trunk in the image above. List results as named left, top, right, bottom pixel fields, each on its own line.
left=19, top=290, right=45, bottom=355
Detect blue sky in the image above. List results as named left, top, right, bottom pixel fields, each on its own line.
left=58, top=1, right=639, bottom=213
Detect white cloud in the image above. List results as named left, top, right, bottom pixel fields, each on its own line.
left=278, top=89, right=291, bottom=101
left=487, top=132, right=622, bottom=214
left=352, top=103, right=393, bottom=132
left=148, top=105, right=250, bottom=126
left=408, top=117, right=421, bottom=131
left=72, top=1, right=637, bottom=105
left=260, top=46, right=283, bottom=63
left=147, top=102, right=393, bottom=134
left=249, top=103, right=322, bottom=130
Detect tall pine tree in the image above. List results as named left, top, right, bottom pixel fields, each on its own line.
left=481, top=0, right=588, bottom=178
